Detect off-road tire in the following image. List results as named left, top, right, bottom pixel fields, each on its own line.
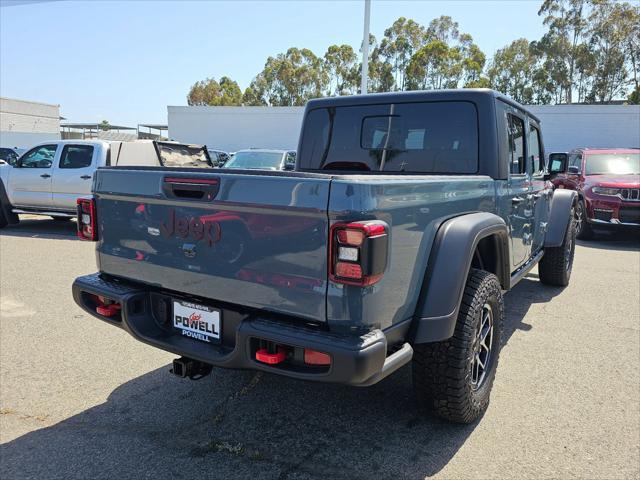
left=539, top=213, right=576, bottom=287
left=412, top=269, right=504, bottom=424
left=575, top=199, right=593, bottom=240
left=0, top=208, right=7, bottom=229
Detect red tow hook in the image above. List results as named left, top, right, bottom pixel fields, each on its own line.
left=96, top=302, right=121, bottom=317
left=255, top=348, right=286, bottom=365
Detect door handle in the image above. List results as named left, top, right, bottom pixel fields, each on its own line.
left=40, top=174, right=51, bottom=178
left=512, top=197, right=524, bottom=205
left=80, top=175, right=92, bottom=180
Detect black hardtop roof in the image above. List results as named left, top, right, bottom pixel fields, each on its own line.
left=305, top=88, right=540, bottom=122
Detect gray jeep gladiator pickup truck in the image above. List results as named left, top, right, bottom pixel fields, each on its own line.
left=72, top=90, right=576, bottom=423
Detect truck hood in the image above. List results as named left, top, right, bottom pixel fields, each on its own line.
left=585, top=174, right=640, bottom=188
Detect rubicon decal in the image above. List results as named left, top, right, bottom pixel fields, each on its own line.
left=160, top=208, right=221, bottom=246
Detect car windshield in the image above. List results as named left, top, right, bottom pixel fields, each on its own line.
left=225, top=151, right=284, bottom=170
left=585, top=153, right=640, bottom=175
left=157, top=142, right=211, bottom=168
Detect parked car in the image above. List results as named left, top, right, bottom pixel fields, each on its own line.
left=0, top=139, right=211, bottom=227
left=72, top=89, right=576, bottom=424
left=224, top=149, right=296, bottom=171
left=207, top=149, right=231, bottom=168
left=548, top=148, right=640, bottom=238
left=0, top=147, right=21, bottom=166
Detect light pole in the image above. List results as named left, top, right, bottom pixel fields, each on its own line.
left=361, top=0, right=371, bottom=95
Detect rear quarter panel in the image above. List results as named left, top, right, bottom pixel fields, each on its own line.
left=327, top=175, right=496, bottom=333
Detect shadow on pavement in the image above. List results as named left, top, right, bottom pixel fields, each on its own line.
left=576, top=229, right=639, bottom=252
left=0, top=216, right=78, bottom=240
left=0, top=276, right=564, bottom=480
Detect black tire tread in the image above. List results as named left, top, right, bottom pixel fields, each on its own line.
left=539, top=215, right=576, bottom=287
left=412, top=269, right=503, bottom=424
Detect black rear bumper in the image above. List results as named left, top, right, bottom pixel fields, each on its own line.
left=72, top=273, right=412, bottom=386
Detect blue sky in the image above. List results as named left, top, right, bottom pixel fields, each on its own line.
left=0, top=0, right=546, bottom=126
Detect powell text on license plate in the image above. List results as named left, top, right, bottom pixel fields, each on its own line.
left=173, top=300, right=221, bottom=343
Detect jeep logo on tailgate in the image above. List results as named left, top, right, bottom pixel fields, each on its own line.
left=160, top=208, right=221, bottom=247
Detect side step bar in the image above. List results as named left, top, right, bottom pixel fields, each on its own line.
left=12, top=209, right=75, bottom=218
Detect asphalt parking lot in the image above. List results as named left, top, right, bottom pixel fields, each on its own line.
left=0, top=216, right=638, bottom=480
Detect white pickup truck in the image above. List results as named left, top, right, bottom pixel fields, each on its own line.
left=0, top=139, right=212, bottom=228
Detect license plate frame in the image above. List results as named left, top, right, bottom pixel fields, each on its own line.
left=172, top=300, right=221, bottom=344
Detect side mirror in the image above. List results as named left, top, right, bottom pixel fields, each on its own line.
left=547, top=152, right=568, bottom=177
left=283, top=162, right=295, bottom=171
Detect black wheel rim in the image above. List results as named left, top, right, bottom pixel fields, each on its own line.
left=565, top=224, right=575, bottom=272
left=471, top=303, right=494, bottom=389
left=575, top=203, right=584, bottom=234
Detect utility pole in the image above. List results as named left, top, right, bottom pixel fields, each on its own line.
left=361, top=0, right=371, bottom=95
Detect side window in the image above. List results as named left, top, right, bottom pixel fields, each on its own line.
left=19, top=145, right=57, bottom=168
left=568, top=153, right=582, bottom=172
left=59, top=145, right=94, bottom=169
left=529, top=125, right=543, bottom=174
left=507, top=114, right=525, bottom=175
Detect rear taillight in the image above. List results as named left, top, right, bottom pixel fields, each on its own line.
left=329, top=221, right=388, bottom=286
left=77, top=197, right=97, bottom=241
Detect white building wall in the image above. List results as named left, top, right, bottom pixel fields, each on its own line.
left=0, top=97, right=61, bottom=149
left=167, top=103, right=640, bottom=157
left=528, top=105, right=640, bottom=154
left=168, top=106, right=304, bottom=152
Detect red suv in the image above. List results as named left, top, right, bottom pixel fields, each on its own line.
left=549, top=148, right=640, bottom=239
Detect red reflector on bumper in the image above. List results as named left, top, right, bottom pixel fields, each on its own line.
left=255, top=348, right=286, bottom=365
left=304, top=349, right=331, bottom=366
left=96, top=303, right=121, bottom=317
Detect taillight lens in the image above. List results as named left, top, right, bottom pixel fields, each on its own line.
left=77, top=197, right=98, bottom=241
left=329, top=221, right=388, bottom=286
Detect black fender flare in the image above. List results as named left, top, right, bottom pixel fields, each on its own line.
left=544, top=189, right=576, bottom=248
left=410, top=212, right=510, bottom=344
left=0, top=179, right=19, bottom=225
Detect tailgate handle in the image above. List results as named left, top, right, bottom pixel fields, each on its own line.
left=163, top=177, right=220, bottom=202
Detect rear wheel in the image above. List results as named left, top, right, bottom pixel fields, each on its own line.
left=575, top=199, right=593, bottom=240
left=0, top=209, right=7, bottom=229
left=412, top=269, right=504, bottom=424
left=539, top=212, right=576, bottom=287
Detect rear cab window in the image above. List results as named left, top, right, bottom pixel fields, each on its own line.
left=298, top=101, right=479, bottom=174
left=59, top=144, right=95, bottom=169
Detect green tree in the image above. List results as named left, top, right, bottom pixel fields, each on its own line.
left=246, top=48, right=328, bottom=106
left=98, top=120, right=110, bottom=131
left=405, top=17, right=485, bottom=91
left=537, top=0, right=591, bottom=103
left=187, top=77, right=242, bottom=106
left=488, top=38, right=543, bottom=104
left=360, top=34, right=394, bottom=93
left=323, top=44, right=359, bottom=96
left=587, top=0, right=631, bottom=102
left=379, top=17, right=426, bottom=90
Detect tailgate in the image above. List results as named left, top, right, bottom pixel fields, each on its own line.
left=94, top=168, right=331, bottom=321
